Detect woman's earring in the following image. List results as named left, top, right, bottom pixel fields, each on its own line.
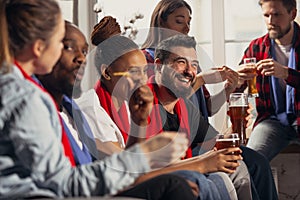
left=103, top=70, right=111, bottom=80
left=103, top=74, right=111, bottom=80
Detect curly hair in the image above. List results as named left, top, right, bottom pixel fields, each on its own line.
left=91, top=16, right=121, bottom=46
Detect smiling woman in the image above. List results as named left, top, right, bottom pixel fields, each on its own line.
left=92, top=36, right=149, bottom=144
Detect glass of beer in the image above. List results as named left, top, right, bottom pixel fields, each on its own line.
left=215, top=133, right=240, bottom=154
left=243, top=57, right=258, bottom=97
left=215, top=133, right=240, bottom=169
left=228, top=93, right=249, bottom=145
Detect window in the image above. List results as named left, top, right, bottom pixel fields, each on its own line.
left=224, top=0, right=265, bottom=68
left=58, top=0, right=74, bottom=23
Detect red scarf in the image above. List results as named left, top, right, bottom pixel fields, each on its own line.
left=146, top=76, right=192, bottom=158
left=14, top=61, right=76, bottom=167
left=94, top=80, right=129, bottom=143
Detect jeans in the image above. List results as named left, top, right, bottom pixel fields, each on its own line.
left=193, top=144, right=277, bottom=199
left=117, top=174, right=197, bottom=200
left=193, top=147, right=253, bottom=199
left=228, top=160, right=252, bottom=200
left=171, top=170, right=232, bottom=200
left=247, top=118, right=299, bottom=161
left=241, top=146, right=278, bottom=200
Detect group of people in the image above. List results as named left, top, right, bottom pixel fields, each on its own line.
left=0, top=0, right=299, bottom=199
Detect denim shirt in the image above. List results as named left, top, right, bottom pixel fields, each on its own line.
left=0, top=66, right=150, bottom=199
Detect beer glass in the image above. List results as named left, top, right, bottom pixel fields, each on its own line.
left=244, top=57, right=258, bottom=97
left=215, top=133, right=240, bottom=169
left=228, top=93, right=248, bottom=145
left=215, top=133, right=240, bottom=154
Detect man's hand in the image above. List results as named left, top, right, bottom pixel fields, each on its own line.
left=257, top=58, right=289, bottom=79
left=195, top=147, right=243, bottom=174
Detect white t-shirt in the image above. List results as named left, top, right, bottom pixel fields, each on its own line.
left=75, top=89, right=125, bottom=148
left=275, top=43, right=291, bottom=93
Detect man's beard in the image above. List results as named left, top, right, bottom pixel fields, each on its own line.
left=161, top=71, right=194, bottom=98
left=268, top=23, right=291, bottom=39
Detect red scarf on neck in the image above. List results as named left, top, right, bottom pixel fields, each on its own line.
left=15, top=61, right=76, bottom=167
left=146, top=76, right=192, bottom=159
left=94, top=80, right=129, bottom=143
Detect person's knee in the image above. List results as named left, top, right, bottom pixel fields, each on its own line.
left=154, top=174, right=184, bottom=184
left=212, top=172, right=236, bottom=193
left=158, top=174, right=197, bottom=199
left=241, top=146, right=270, bottom=170
left=240, top=146, right=267, bottom=164
left=229, top=161, right=251, bottom=185
left=156, top=174, right=193, bottom=191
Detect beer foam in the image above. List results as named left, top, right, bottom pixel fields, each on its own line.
left=216, top=138, right=239, bottom=141
left=229, top=105, right=248, bottom=108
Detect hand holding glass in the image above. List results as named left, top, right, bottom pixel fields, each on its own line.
left=243, top=57, right=258, bottom=97
left=215, top=133, right=240, bottom=153
left=215, top=133, right=241, bottom=170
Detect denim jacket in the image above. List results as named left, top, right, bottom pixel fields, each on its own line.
left=0, top=67, right=150, bottom=199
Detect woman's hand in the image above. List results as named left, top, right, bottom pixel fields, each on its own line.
left=129, top=83, right=153, bottom=126
left=139, top=132, right=189, bottom=169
